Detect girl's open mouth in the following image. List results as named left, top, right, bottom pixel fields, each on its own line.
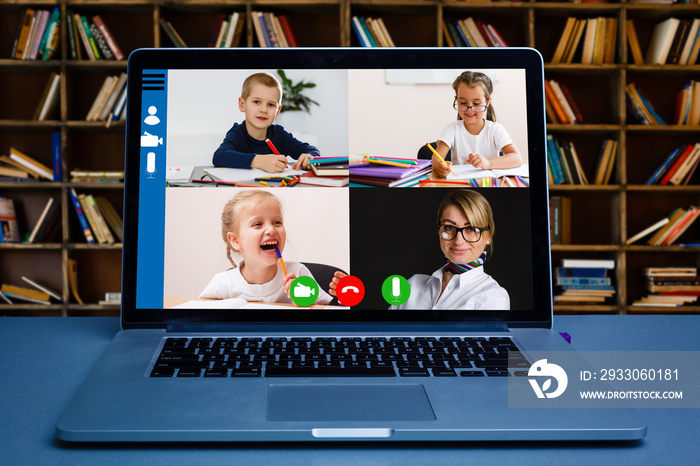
left=260, top=241, right=278, bottom=251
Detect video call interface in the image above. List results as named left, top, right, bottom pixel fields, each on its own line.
left=134, top=67, right=535, bottom=313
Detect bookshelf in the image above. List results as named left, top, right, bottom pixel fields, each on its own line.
left=1, top=0, right=699, bottom=316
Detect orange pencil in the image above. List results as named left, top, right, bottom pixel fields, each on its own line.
left=276, top=247, right=288, bottom=276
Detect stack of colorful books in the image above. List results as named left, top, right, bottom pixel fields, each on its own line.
left=349, top=157, right=432, bottom=187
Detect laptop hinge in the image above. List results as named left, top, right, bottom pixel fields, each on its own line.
left=165, top=322, right=510, bottom=334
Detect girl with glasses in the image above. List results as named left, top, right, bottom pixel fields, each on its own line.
left=431, top=71, right=523, bottom=178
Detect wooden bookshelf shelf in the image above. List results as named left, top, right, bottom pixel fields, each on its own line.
left=1, top=0, right=699, bottom=316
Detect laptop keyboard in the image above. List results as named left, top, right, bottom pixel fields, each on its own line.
left=151, top=336, right=530, bottom=378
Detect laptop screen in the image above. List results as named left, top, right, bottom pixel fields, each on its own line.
left=122, top=48, right=551, bottom=328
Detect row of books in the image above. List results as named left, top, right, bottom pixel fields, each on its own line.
left=442, top=18, right=508, bottom=48
left=645, top=143, right=700, bottom=186
left=252, top=11, right=299, bottom=48
left=544, top=79, right=583, bottom=125
left=553, top=259, right=616, bottom=305
left=352, top=16, right=396, bottom=47
left=674, top=80, right=700, bottom=126
left=547, top=136, right=616, bottom=185
left=67, top=12, right=124, bottom=60
left=629, top=17, right=700, bottom=66
left=632, top=267, right=699, bottom=307
left=626, top=82, right=665, bottom=125
left=85, top=73, right=128, bottom=123
left=11, top=8, right=60, bottom=60
left=69, top=188, right=123, bottom=244
left=0, top=146, right=57, bottom=182
left=633, top=205, right=700, bottom=246
left=552, top=17, right=618, bottom=64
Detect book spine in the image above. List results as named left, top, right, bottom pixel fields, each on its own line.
left=51, top=131, right=62, bottom=181
left=66, top=11, right=78, bottom=60
left=80, top=16, right=101, bottom=59
left=556, top=277, right=612, bottom=286
left=92, top=15, right=124, bottom=60
left=89, top=22, right=114, bottom=60
left=69, top=188, right=95, bottom=243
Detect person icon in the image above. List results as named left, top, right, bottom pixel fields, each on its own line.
left=144, top=106, right=160, bottom=125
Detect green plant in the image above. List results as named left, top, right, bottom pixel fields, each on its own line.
left=277, top=69, right=319, bottom=114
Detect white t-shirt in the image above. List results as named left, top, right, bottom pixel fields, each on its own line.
left=438, top=119, right=513, bottom=166
left=199, top=261, right=332, bottom=305
left=390, top=266, right=510, bottom=310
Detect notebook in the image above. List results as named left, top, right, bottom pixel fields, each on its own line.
left=56, top=47, right=646, bottom=442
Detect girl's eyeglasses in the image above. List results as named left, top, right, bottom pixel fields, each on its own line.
left=453, top=99, right=488, bottom=113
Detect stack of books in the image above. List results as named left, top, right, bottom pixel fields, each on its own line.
left=553, top=259, right=616, bottom=305
left=632, top=267, right=699, bottom=307
left=1, top=147, right=53, bottom=181
left=349, top=157, right=432, bottom=187
left=626, top=83, right=665, bottom=125
left=551, top=17, right=618, bottom=64
left=70, top=170, right=124, bottom=183
left=11, top=8, right=61, bottom=60
left=544, top=79, right=583, bottom=125
left=300, top=157, right=349, bottom=187
left=351, top=16, right=395, bottom=47
left=645, top=143, right=700, bottom=186
left=85, top=73, right=128, bottom=123
left=442, top=18, right=508, bottom=48
left=67, top=12, right=124, bottom=60
left=252, top=12, right=299, bottom=47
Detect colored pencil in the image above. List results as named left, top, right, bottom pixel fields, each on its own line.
left=265, top=138, right=281, bottom=155
left=276, top=247, right=287, bottom=276
left=425, top=143, right=455, bottom=175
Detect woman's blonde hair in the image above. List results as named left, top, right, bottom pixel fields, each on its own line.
left=453, top=71, right=496, bottom=122
left=221, top=190, right=284, bottom=267
left=437, top=189, right=495, bottom=255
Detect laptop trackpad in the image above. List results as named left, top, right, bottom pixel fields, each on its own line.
left=267, top=384, right=436, bottom=421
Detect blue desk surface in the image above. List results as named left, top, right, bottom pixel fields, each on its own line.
left=1, top=315, right=698, bottom=465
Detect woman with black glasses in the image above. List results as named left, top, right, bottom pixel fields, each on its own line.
left=390, top=189, right=510, bottom=310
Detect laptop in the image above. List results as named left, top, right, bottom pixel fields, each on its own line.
left=56, top=47, right=646, bottom=442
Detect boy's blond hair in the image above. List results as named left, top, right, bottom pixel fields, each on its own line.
left=241, top=72, right=283, bottom=102
left=221, top=190, right=284, bottom=267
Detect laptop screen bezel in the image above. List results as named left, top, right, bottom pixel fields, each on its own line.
left=121, top=47, right=552, bottom=330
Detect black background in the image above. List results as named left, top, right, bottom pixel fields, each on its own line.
left=349, top=187, right=534, bottom=310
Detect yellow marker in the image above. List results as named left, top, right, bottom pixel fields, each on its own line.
left=259, top=181, right=268, bottom=186
left=425, top=143, right=456, bottom=175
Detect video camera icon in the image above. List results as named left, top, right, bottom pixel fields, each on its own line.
left=140, top=131, right=163, bottom=147
left=290, top=276, right=320, bottom=307
left=293, top=282, right=315, bottom=298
